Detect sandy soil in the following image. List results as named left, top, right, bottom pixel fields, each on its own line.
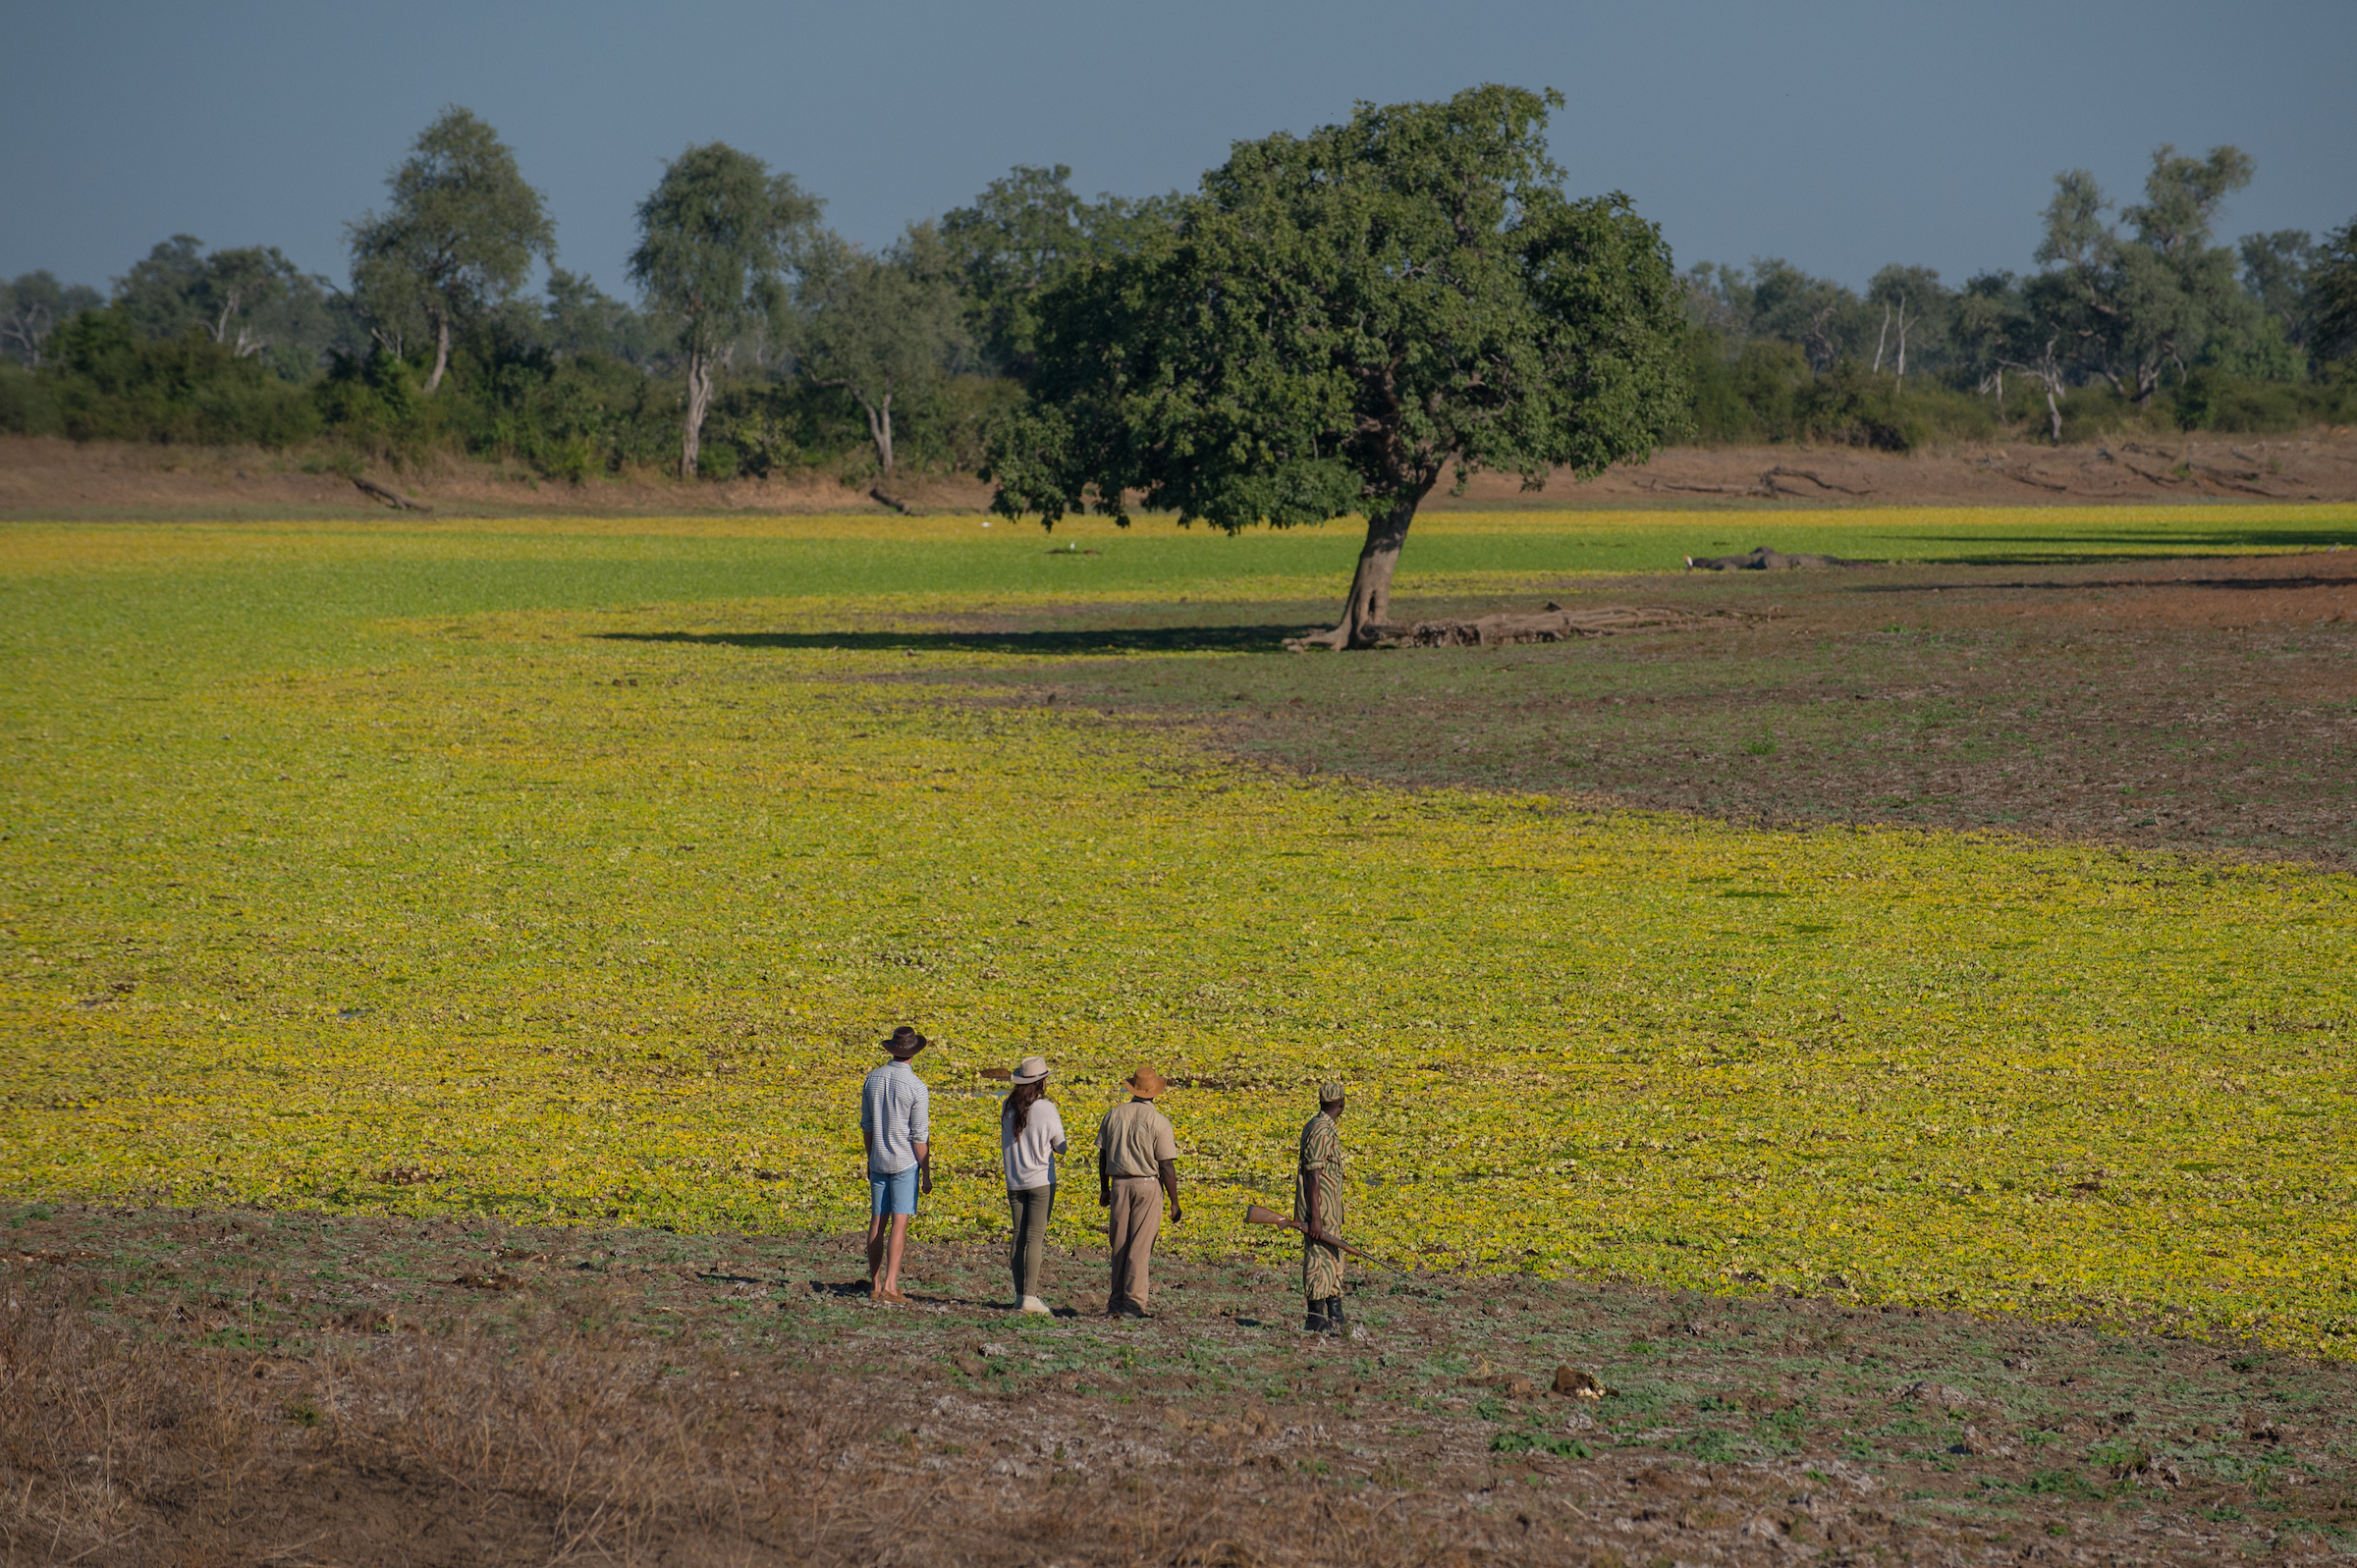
left=8, top=429, right=2357, bottom=521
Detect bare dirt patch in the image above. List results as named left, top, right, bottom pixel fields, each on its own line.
left=1425, top=430, right=2357, bottom=510
left=9, top=430, right=2357, bottom=522
left=0, top=436, right=992, bottom=521
left=937, top=550, right=2356, bottom=870
left=6, top=1204, right=2350, bottom=1564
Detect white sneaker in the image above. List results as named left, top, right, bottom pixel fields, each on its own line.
left=1019, top=1295, right=1051, bottom=1315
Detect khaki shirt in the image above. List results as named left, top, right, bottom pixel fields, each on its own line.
left=1097, top=1099, right=1177, bottom=1178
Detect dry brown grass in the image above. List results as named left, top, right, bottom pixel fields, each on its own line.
left=0, top=1260, right=1502, bottom=1567
left=9, top=1208, right=2350, bottom=1566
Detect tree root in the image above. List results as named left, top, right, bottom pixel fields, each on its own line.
left=1375, top=604, right=1750, bottom=648
left=1760, top=466, right=1872, bottom=497
left=1284, top=624, right=1357, bottom=653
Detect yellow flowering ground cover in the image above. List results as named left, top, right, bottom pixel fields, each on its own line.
left=2, top=509, right=2352, bottom=1353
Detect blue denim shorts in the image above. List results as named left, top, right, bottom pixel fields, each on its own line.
left=869, top=1164, right=920, bottom=1217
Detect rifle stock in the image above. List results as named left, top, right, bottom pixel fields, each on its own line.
left=1241, top=1203, right=1404, bottom=1272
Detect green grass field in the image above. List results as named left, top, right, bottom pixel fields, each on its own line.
left=4, top=507, right=2353, bottom=1354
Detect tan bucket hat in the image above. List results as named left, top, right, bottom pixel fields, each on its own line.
left=1126, top=1066, right=1168, bottom=1099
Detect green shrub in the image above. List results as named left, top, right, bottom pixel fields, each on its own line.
left=0, top=361, right=63, bottom=436
left=2174, top=369, right=2357, bottom=433
left=47, top=309, right=319, bottom=447
left=1682, top=333, right=1996, bottom=451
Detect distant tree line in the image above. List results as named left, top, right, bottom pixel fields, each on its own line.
left=1681, top=144, right=2357, bottom=447
left=3, top=106, right=2354, bottom=481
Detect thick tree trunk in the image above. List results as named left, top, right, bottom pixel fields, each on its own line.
left=1293, top=496, right=1421, bottom=651
left=424, top=315, right=451, bottom=395
left=680, top=348, right=715, bottom=479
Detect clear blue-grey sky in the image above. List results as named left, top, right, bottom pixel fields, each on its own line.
left=8, top=0, right=2352, bottom=297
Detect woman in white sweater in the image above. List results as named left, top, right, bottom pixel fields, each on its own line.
left=1000, top=1055, right=1068, bottom=1314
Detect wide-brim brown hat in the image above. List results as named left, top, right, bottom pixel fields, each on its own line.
left=884, top=1025, right=930, bottom=1058
left=1126, top=1066, right=1168, bottom=1099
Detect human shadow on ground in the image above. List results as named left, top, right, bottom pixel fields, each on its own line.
left=805, top=1276, right=1086, bottom=1317
left=598, top=624, right=1320, bottom=657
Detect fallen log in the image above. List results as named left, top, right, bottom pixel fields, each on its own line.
left=353, top=476, right=428, bottom=512
left=1761, top=466, right=1872, bottom=497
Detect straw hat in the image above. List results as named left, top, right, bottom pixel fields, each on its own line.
left=1012, top=1055, right=1050, bottom=1086
left=1126, top=1066, right=1168, bottom=1099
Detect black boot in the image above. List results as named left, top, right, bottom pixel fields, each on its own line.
left=1302, top=1297, right=1330, bottom=1333
left=1322, top=1295, right=1346, bottom=1335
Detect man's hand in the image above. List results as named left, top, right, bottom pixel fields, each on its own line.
left=918, top=1159, right=934, bottom=1197
left=1170, top=1201, right=1184, bottom=1225
left=1304, top=1173, right=1338, bottom=1250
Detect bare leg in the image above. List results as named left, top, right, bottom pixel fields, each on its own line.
left=865, top=1213, right=888, bottom=1290
left=878, top=1214, right=910, bottom=1297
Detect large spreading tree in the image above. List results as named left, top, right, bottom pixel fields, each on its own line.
left=630, top=142, right=820, bottom=478
left=987, top=85, right=1688, bottom=649
left=345, top=107, right=555, bottom=394
left=2032, top=144, right=2260, bottom=404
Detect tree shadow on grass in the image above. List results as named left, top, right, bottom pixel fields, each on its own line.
left=1846, top=569, right=2357, bottom=595
left=1866, top=523, right=2357, bottom=567
left=597, top=623, right=1322, bottom=656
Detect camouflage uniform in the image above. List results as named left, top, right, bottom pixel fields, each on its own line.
left=1294, top=1109, right=1346, bottom=1300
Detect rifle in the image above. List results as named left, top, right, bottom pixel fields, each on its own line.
left=1242, top=1203, right=1406, bottom=1273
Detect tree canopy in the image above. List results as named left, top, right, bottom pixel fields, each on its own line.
left=988, top=84, right=1689, bottom=648
left=795, top=224, right=968, bottom=486
left=940, top=165, right=1180, bottom=378
left=629, top=141, right=821, bottom=478
left=2313, top=217, right=2357, bottom=365
left=0, top=272, right=103, bottom=367
left=346, top=107, right=555, bottom=393
left=112, top=236, right=339, bottom=382
left=2032, top=144, right=2260, bottom=404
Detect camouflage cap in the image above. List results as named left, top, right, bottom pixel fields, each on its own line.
left=1318, top=1081, right=1345, bottom=1104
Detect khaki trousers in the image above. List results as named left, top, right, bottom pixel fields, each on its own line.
left=1106, top=1175, right=1163, bottom=1310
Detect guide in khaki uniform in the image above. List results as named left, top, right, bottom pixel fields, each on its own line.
left=1096, top=1067, right=1181, bottom=1318
left=1295, top=1082, right=1349, bottom=1335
